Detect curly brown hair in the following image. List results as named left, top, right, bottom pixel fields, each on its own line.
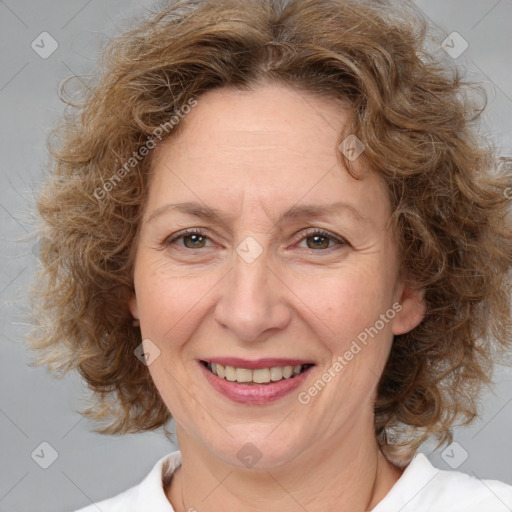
left=27, top=0, right=512, bottom=466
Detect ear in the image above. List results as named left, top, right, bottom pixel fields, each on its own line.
left=128, top=292, right=139, bottom=320
left=391, top=282, right=426, bottom=336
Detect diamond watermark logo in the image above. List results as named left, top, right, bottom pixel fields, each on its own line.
left=134, top=338, right=161, bottom=366
left=441, top=32, right=468, bottom=59
left=236, top=236, right=263, bottom=264
left=31, top=441, right=59, bottom=469
left=441, top=441, right=469, bottom=469
left=31, top=32, right=59, bottom=59
left=338, top=134, right=365, bottom=161
left=237, top=442, right=262, bottom=468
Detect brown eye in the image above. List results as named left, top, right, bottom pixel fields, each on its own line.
left=297, top=229, right=346, bottom=251
left=182, top=233, right=207, bottom=248
left=165, top=229, right=211, bottom=249
left=306, top=234, right=331, bottom=250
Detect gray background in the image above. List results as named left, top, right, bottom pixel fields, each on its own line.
left=1, top=1, right=511, bottom=511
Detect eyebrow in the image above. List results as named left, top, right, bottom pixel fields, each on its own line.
left=146, top=200, right=369, bottom=225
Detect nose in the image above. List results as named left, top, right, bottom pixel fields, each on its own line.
left=214, top=244, right=291, bottom=342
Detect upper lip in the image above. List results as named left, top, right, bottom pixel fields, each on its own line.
left=201, top=357, right=315, bottom=369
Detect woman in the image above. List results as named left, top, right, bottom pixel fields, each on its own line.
left=28, top=0, right=512, bottom=510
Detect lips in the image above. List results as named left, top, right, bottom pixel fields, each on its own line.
left=198, top=357, right=315, bottom=405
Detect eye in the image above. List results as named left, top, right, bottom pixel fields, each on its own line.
left=295, top=229, right=347, bottom=250
left=165, top=228, right=212, bottom=249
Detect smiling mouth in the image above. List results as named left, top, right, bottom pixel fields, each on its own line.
left=200, top=360, right=314, bottom=385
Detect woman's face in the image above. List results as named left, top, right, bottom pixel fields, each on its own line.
left=129, top=82, right=425, bottom=468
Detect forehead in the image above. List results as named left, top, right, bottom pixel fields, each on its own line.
left=145, top=83, right=391, bottom=225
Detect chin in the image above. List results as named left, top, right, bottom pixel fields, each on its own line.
left=205, top=432, right=304, bottom=471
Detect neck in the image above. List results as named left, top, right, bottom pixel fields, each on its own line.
left=166, top=421, right=403, bottom=512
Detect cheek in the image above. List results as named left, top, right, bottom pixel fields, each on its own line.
left=133, top=255, right=223, bottom=342
left=289, top=262, right=392, bottom=344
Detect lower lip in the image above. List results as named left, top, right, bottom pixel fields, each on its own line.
left=199, top=362, right=314, bottom=405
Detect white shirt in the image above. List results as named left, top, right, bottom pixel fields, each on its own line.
left=75, top=450, right=512, bottom=511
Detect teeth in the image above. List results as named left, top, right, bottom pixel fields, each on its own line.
left=236, top=368, right=252, bottom=383
left=207, top=362, right=308, bottom=384
left=253, top=368, right=270, bottom=383
left=270, top=366, right=283, bottom=381
left=225, top=365, right=236, bottom=382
